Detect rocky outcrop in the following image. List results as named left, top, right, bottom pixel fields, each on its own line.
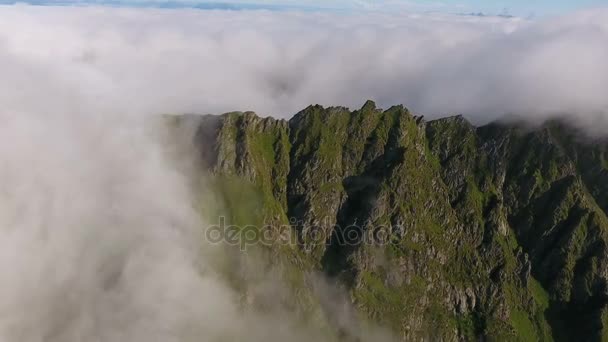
left=174, top=102, right=608, bottom=341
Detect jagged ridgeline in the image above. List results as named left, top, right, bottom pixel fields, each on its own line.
left=170, top=101, right=608, bottom=341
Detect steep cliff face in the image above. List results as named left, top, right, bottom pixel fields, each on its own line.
left=176, top=102, right=608, bottom=341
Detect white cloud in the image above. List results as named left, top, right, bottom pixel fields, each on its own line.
left=1, top=4, right=607, bottom=133
left=1, top=5, right=607, bottom=128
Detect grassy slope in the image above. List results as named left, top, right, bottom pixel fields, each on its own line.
left=177, top=104, right=608, bottom=341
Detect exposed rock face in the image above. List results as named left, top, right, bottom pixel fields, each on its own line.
left=176, top=102, right=608, bottom=341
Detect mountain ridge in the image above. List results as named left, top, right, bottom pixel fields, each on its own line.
left=173, top=101, right=608, bottom=341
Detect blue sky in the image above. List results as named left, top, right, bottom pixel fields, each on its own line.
left=0, top=0, right=605, bottom=16
left=439, top=0, right=608, bottom=16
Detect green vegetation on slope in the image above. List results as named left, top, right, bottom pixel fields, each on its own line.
left=174, top=102, right=608, bottom=341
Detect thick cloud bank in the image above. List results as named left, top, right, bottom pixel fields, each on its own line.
left=0, top=5, right=607, bottom=126
left=0, top=113, right=213, bottom=341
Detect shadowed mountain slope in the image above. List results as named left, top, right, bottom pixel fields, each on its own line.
left=175, top=102, right=608, bottom=341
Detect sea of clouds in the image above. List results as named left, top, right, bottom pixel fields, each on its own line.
left=1, top=5, right=607, bottom=125
left=0, top=4, right=606, bottom=341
